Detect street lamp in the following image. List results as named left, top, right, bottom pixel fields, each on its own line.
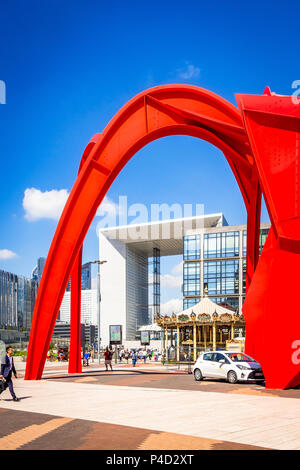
left=91, top=259, right=107, bottom=364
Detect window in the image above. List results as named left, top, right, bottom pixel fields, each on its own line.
left=242, top=259, right=246, bottom=294
left=184, top=235, right=201, bottom=260
left=204, top=259, right=239, bottom=295
left=203, top=353, right=214, bottom=361
left=204, top=231, right=239, bottom=259
left=212, top=353, right=228, bottom=363
left=209, top=296, right=239, bottom=311
left=183, top=297, right=200, bottom=310
left=183, top=262, right=200, bottom=296
left=242, top=230, right=247, bottom=257
left=259, top=228, right=269, bottom=254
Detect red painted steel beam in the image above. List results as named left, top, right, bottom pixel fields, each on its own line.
left=68, top=246, right=82, bottom=374
left=237, top=93, right=300, bottom=388
left=25, top=85, right=260, bottom=381
left=68, top=134, right=102, bottom=374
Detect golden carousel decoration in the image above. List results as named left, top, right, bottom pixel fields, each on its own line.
left=155, top=297, right=245, bottom=363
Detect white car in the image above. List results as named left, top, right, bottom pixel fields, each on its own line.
left=193, top=351, right=265, bottom=384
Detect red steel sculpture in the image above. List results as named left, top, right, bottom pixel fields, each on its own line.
left=24, top=85, right=300, bottom=389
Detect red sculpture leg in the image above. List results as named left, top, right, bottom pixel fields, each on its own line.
left=68, top=246, right=82, bottom=374
left=244, top=228, right=300, bottom=388
left=67, top=134, right=101, bottom=374
left=237, top=92, right=300, bottom=388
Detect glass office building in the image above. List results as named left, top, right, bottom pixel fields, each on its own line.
left=183, top=226, right=270, bottom=312
left=98, top=214, right=270, bottom=346
left=0, top=270, right=38, bottom=329
left=66, top=262, right=92, bottom=291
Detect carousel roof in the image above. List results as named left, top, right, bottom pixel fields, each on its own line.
left=164, top=296, right=237, bottom=320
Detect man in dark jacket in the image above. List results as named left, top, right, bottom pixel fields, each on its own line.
left=0, top=346, right=20, bottom=401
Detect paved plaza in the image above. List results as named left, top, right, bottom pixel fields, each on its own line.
left=0, top=361, right=300, bottom=450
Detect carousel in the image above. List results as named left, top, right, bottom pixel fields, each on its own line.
left=155, top=297, right=245, bottom=363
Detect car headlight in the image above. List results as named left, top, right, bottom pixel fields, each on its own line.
left=236, top=364, right=250, bottom=370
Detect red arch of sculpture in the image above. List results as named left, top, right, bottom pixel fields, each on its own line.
left=24, top=85, right=300, bottom=389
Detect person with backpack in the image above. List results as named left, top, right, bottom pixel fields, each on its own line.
left=104, top=346, right=113, bottom=371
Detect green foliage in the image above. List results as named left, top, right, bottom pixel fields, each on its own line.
left=13, top=350, right=26, bottom=357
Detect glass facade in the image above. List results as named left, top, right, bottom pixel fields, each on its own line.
left=183, top=262, right=200, bottom=296
left=260, top=229, right=269, bottom=254
left=183, top=225, right=270, bottom=313
left=203, top=259, right=239, bottom=295
left=0, top=271, right=18, bottom=327
left=0, top=270, right=37, bottom=330
left=242, top=228, right=270, bottom=257
left=183, top=235, right=200, bottom=260
left=204, top=231, right=239, bottom=258
left=66, top=262, right=92, bottom=291
left=81, top=263, right=92, bottom=290
left=209, top=296, right=240, bottom=311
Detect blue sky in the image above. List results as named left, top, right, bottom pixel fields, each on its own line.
left=0, top=0, right=298, bottom=310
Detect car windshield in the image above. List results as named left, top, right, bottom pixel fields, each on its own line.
left=225, top=353, right=257, bottom=363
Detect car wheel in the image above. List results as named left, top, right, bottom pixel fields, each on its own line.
left=227, top=370, right=238, bottom=384
left=194, top=368, right=203, bottom=381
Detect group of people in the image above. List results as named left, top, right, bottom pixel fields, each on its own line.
left=0, top=344, right=162, bottom=401
left=102, top=347, right=160, bottom=371
left=118, top=348, right=160, bottom=365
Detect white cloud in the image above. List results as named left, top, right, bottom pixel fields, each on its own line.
left=178, top=63, right=200, bottom=80
left=0, top=249, right=17, bottom=260
left=23, top=188, right=69, bottom=221
left=149, top=262, right=183, bottom=290
left=96, top=196, right=120, bottom=217
left=160, top=273, right=182, bottom=289
left=171, top=261, right=183, bottom=275
left=23, top=188, right=121, bottom=223
left=161, top=298, right=183, bottom=315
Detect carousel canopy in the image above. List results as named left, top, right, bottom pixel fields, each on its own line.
left=174, top=297, right=236, bottom=318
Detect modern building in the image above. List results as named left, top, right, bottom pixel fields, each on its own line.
left=31, top=257, right=46, bottom=284
left=98, top=213, right=270, bottom=347
left=0, top=270, right=18, bottom=327
left=59, top=289, right=98, bottom=325
left=17, top=276, right=38, bottom=330
left=183, top=219, right=269, bottom=311
left=0, top=269, right=38, bottom=330
left=66, top=262, right=92, bottom=291
left=52, top=320, right=98, bottom=349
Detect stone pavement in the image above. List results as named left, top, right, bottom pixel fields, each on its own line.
left=1, top=363, right=300, bottom=450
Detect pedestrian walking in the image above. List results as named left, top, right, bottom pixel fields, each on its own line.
left=132, top=350, right=137, bottom=366
left=84, top=351, right=90, bottom=366
left=119, top=349, right=124, bottom=363
left=0, top=346, right=20, bottom=401
left=124, top=350, right=129, bottom=364
left=143, top=349, right=147, bottom=363
left=104, top=347, right=113, bottom=371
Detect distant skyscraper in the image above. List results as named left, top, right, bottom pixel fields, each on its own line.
left=31, top=257, right=46, bottom=284
left=17, top=276, right=38, bottom=330
left=0, top=270, right=18, bottom=327
left=59, top=289, right=97, bottom=325
left=37, top=257, right=45, bottom=283
left=0, top=270, right=38, bottom=329
left=66, top=262, right=92, bottom=291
